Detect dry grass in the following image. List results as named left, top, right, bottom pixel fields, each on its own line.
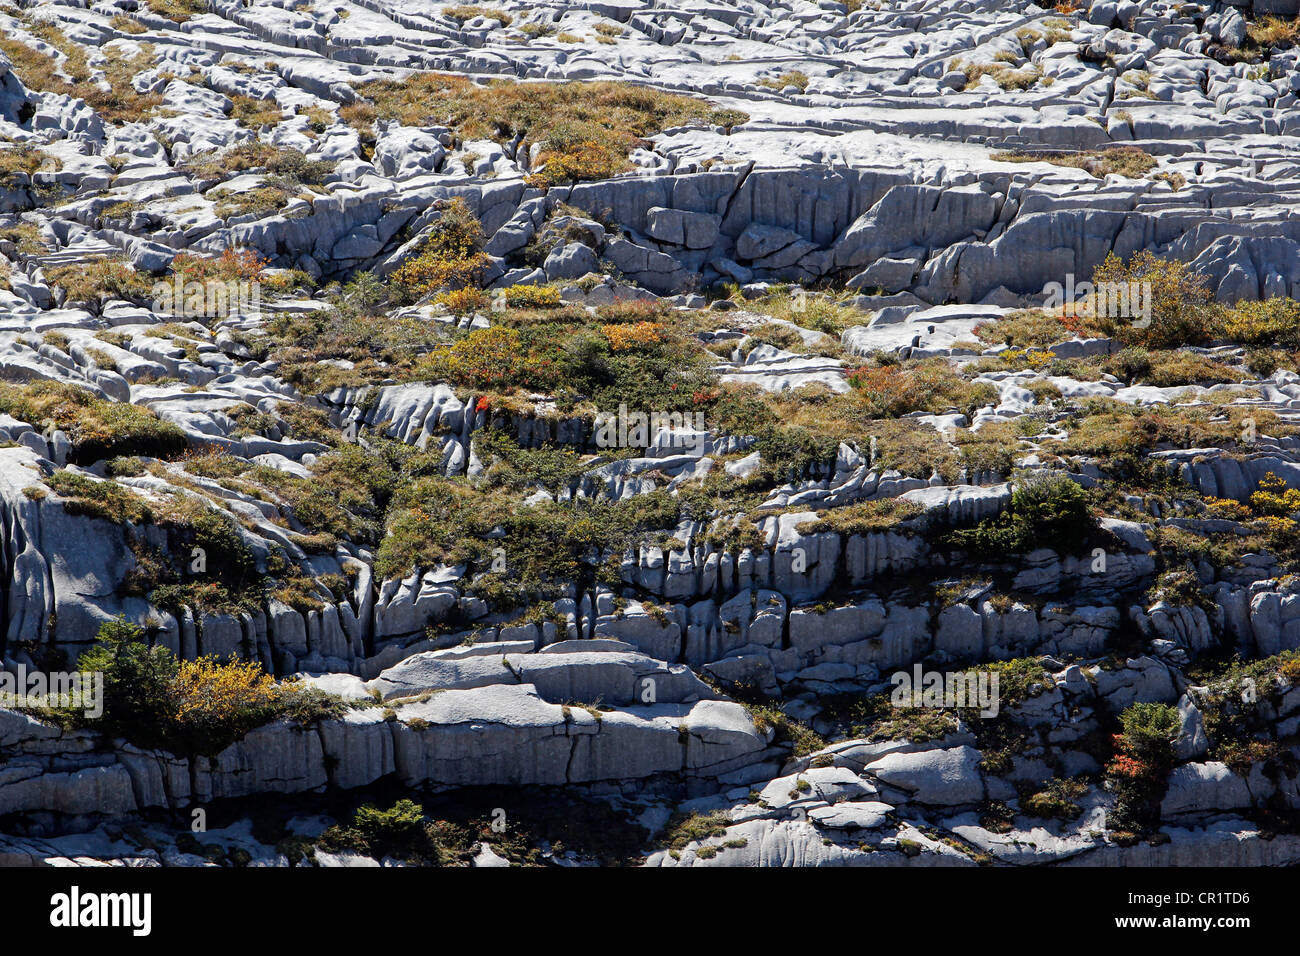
left=991, top=146, right=1157, bottom=178
left=181, top=142, right=334, bottom=184
left=757, top=70, right=809, bottom=92
left=1247, top=15, right=1300, bottom=48
left=45, top=256, right=153, bottom=307
left=0, top=26, right=162, bottom=125
left=145, top=0, right=208, bottom=23
left=211, top=185, right=292, bottom=220
left=296, top=104, right=333, bottom=134
left=0, top=221, right=46, bottom=255
left=0, top=146, right=58, bottom=187
left=442, top=5, right=512, bottom=24
left=110, top=14, right=148, bottom=34
left=230, top=94, right=285, bottom=129
left=960, top=61, right=1042, bottom=91
left=346, top=75, right=746, bottom=186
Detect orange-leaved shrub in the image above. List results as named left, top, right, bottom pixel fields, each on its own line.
left=390, top=198, right=490, bottom=301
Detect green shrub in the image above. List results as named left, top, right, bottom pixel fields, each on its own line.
left=1105, top=701, right=1178, bottom=832
left=946, top=471, right=1095, bottom=556
left=318, top=799, right=478, bottom=864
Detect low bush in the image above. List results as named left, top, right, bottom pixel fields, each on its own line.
left=502, top=284, right=562, bottom=309
left=66, top=619, right=344, bottom=755
left=1023, top=777, right=1088, bottom=820
left=1216, top=297, right=1300, bottom=349
left=946, top=471, right=1095, bottom=556
left=1088, top=251, right=1216, bottom=348
left=390, top=198, right=490, bottom=301
left=1105, top=701, right=1178, bottom=832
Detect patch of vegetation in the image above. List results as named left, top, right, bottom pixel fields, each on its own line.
left=319, top=790, right=647, bottom=865
left=1053, top=399, right=1281, bottom=459
left=945, top=471, right=1097, bottom=557
left=1088, top=250, right=1216, bottom=349
left=992, top=146, right=1157, bottom=179
left=182, top=143, right=334, bottom=185
left=44, top=472, right=153, bottom=523
left=0, top=146, right=57, bottom=188
left=1104, top=701, right=1177, bottom=833
left=346, top=74, right=746, bottom=187
left=846, top=358, right=998, bottom=418
left=442, top=5, right=512, bottom=24
left=0, top=27, right=163, bottom=124
left=743, top=701, right=826, bottom=756
left=757, top=70, right=810, bottom=92
left=658, top=810, right=731, bottom=853
left=45, top=256, right=153, bottom=309
left=1022, top=777, right=1088, bottom=820
left=375, top=478, right=680, bottom=601
left=146, top=0, right=208, bottom=22
left=1247, top=14, right=1300, bottom=48
left=390, top=197, right=491, bottom=302
left=51, top=619, right=345, bottom=756
left=958, top=61, right=1042, bottom=91
left=0, top=221, right=46, bottom=256
left=1098, top=347, right=1241, bottom=387
left=973, top=309, right=1072, bottom=349
left=229, top=94, right=284, bottom=129
left=799, top=497, right=922, bottom=535
left=1189, top=650, right=1299, bottom=775
left=0, top=382, right=187, bottom=465
left=1217, top=297, right=1300, bottom=350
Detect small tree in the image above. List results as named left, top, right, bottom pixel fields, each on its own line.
left=77, top=617, right=178, bottom=741
left=1105, top=701, right=1178, bottom=833
left=1090, top=250, right=1215, bottom=349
